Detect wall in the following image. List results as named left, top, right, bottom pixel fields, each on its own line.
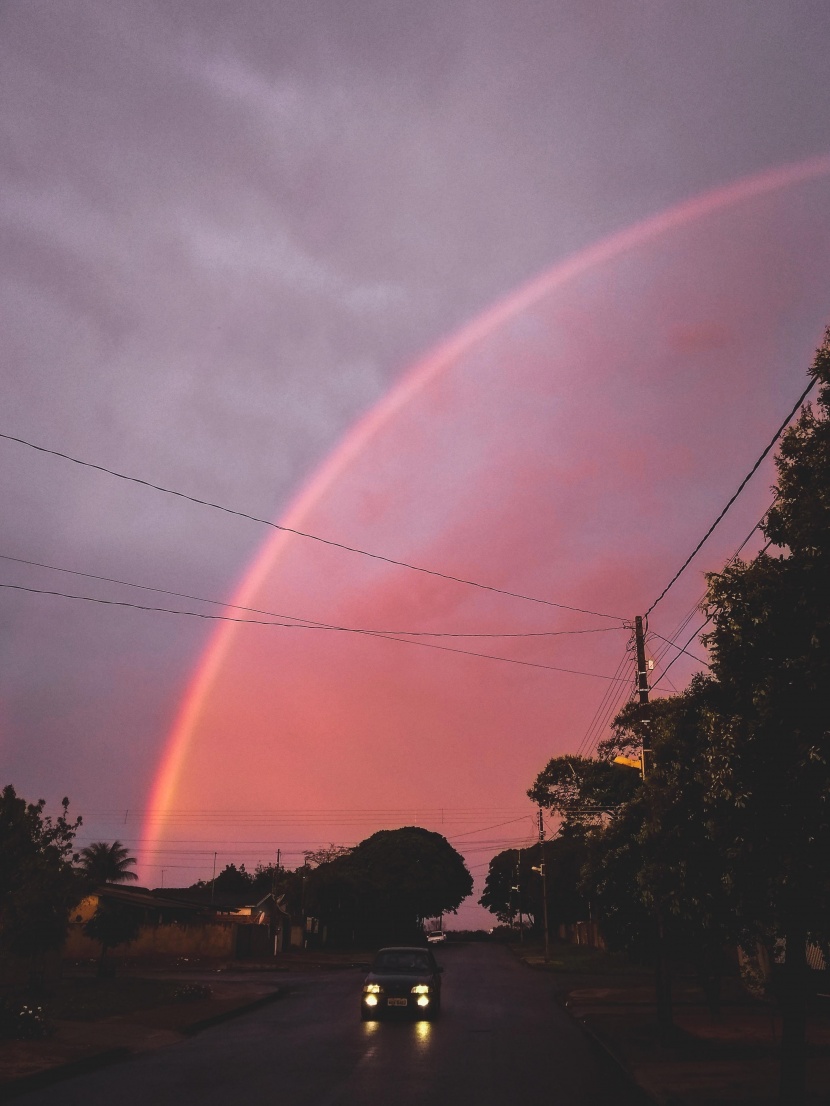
left=64, top=919, right=237, bottom=960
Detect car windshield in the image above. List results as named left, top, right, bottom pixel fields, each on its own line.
left=372, top=950, right=432, bottom=974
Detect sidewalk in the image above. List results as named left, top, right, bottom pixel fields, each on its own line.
left=517, top=945, right=830, bottom=1105
left=0, top=973, right=285, bottom=1101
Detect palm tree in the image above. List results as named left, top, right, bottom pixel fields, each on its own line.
left=78, top=840, right=138, bottom=885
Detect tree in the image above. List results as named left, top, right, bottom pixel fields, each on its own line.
left=303, top=845, right=353, bottom=868
left=308, top=827, right=472, bottom=946
left=480, top=847, right=535, bottom=927
left=700, top=329, right=830, bottom=1104
left=527, top=685, right=738, bottom=1033
left=601, top=679, right=740, bottom=1016
left=527, top=753, right=640, bottom=823
left=480, top=831, right=590, bottom=934
left=77, top=840, right=138, bottom=886
left=211, top=863, right=254, bottom=896
left=0, top=786, right=83, bottom=964
left=83, top=898, right=142, bottom=976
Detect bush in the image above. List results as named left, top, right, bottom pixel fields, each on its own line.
left=172, top=982, right=213, bottom=1002
left=0, top=996, right=54, bottom=1040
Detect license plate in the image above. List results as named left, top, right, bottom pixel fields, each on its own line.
left=387, top=997, right=408, bottom=1007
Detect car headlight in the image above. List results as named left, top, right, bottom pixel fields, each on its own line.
left=410, top=984, right=430, bottom=994
left=363, top=984, right=381, bottom=994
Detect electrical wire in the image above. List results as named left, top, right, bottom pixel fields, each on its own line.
left=649, top=618, right=713, bottom=688
left=645, top=519, right=775, bottom=688
left=646, top=379, right=815, bottom=616
left=0, top=431, right=624, bottom=622
left=647, top=631, right=710, bottom=668
left=448, top=816, right=531, bottom=840
left=0, top=552, right=620, bottom=641
left=576, top=645, right=631, bottom=754
left=575, top=641, right=636, bottom=756
left=0, top=581, right=631, bottom=681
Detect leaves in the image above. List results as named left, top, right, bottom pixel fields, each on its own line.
left=306, top=826, right=472, bottom=944
left=78, top=840, right=138, bottom=886
left=0, top=785, right=84, bottom=958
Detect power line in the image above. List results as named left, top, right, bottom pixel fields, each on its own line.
left=647, top=631, right=709, bottom=668
left=0, top=553, right=619, bottom=641
left=448, top=816, right=531, bottom=840
left=649, top=618, right=713, bottom=688
left=576, top=641, right=636, bottom=756
left=645, top=513, right=774, bottom=686
left=0, top=431, right=624, bottom=622
left=0, top=582, right=631, bottom=681
left=646, top=378, right=816, bottom=616
left=513, top=496, right=777, bottom=756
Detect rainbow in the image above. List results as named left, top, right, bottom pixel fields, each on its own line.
left=140, top=152, right=830, bottom=878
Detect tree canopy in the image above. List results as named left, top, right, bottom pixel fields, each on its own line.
left=78, top=840, right=138, bottom=886
left=307, top=826, right=472, bottom=945
left=0, top=785, right=83, bottom=960
left=699, top=332, right=830, bottom=1102
left=479, top=828, right=589, bottom=932
left=512, top=329, right=830, bottom=1104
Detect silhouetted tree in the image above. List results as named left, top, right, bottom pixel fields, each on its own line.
left=78, top=840, right=137, bottom=886
left=701, top=330, right=830, bottom=1105
left=83, top=899, right=142, bottom=976
left=0, top=786, right=83, bottom=964
left=528, top=752, right=640, bottom=823
left=212, top=863, right=253, bottom=896
left=480, top=831, right=589, bottom=933
left=308, top=827, right=472, bottom=946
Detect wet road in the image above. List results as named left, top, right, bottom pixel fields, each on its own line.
left=15, top=944, right=645, bottom=1105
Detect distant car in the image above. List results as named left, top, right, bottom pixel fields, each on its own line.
left=426, top=931, right=446, bottom=944
left=361, top=946, right=442, bottom=1020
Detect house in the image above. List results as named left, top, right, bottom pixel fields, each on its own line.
left=64, top=885, right=291, bottom=961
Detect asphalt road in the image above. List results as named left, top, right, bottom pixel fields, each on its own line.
left=15, top=944, right=646, bottom=1106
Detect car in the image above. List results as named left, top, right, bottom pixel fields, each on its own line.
left=361, top=945, right=443, bottom=1020
left=426, top=931, right=446, bottom=944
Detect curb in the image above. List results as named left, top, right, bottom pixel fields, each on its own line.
left=570, top=1009, right=664, bottom=1106
left=510, top=950, right=659, bottom=1106
left=182, top=987, right=286, bottom=1034
left=0, top=988, right=285, bottom=1100
left=0, top=1047, right=131, bottom=1103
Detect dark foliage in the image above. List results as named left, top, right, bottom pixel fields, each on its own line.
left=307, top=827, right=472, bottom=946
left=0, top=785, right=83, bottom=960
left=479, top=829, right=590, bottom=932
left=83, top=898, right=143, bottom=975
left=77, top=841, right=138, bottom=886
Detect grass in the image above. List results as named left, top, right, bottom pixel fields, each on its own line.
left=514, top=941, right=650, bottom=975
left=46, top=977, right=185, bottom=1022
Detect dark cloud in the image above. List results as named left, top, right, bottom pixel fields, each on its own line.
left=2, top=0, right=829, bottom=924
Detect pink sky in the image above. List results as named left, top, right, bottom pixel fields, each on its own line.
left=144, top=166, right=830, bottom=926
left=3, top=2, right=830, bottom=928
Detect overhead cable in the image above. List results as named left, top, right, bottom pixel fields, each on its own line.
left=0, top=553, right=619, bottom=641
left=0, top=582, right=630, bottom=682
left=646, top=378, right=815, bottom=615
left=0, top=431, right=623, bottom=622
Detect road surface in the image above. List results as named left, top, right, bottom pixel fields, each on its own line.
left=15, top=943, right=646, bottom=1105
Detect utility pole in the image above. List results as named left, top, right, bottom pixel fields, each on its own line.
left=634, top=615, right=673, bottom=1041
left=635, top=615, right=651, bottom=777
left=273, top=848, right=281, bottom=897
left=211, top=850, right=217, bottom=905
left=536, top=808, right=550, bottom=964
